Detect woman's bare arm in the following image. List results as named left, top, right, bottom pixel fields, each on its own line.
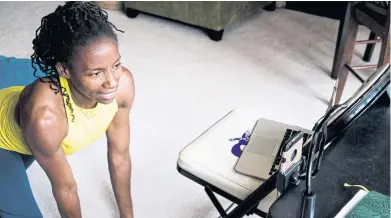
left=21, top=102, right=82, bottom=218
left=106, top=68, right=135, bottom=218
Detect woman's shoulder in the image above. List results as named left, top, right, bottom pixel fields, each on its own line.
left=22, top=77, right=65, bottom=107
left=18, top=77, right=68, bottom=156
left=115, top=67, right=135, bottom=108
left=19, top=77, right=68, bottom=129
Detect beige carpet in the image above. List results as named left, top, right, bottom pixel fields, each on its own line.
left=0, top=2, right=380, bottom=218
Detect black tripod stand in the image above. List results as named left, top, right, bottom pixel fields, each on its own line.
left=295, top=104, right=347, bottom=218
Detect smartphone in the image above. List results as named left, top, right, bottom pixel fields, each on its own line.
left=279, top=131, right=304, bottom=174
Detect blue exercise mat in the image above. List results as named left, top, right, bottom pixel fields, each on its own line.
left=0, top=55, right=45, bottom=89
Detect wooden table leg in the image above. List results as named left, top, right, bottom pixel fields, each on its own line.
left=331, top=3, right=358, bottom=80
left=331, top=14, right=346, bottom=80
left=378, top=8, right=390, bottom=67
left=363, top=32, right=377, bottom=62
left=332, top=3, right=359, bottom=105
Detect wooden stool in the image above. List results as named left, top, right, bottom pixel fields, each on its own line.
left=330, top=2, right=390, bottom=105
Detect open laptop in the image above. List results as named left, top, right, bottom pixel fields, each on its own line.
left=234, top=64, right=390, bottom=181
left=234, top=118, right=313, bottom=181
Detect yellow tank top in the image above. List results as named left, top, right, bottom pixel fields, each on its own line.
left=0, top=76, right=118, bottom=155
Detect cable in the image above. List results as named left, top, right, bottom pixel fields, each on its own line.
left=303, top=104, right=347, bottom=195
left=295, top=104, right=348, bottom=218
left=344, top=183, right=370, bottom=192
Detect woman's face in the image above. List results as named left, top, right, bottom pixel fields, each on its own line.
left=67, top=37, right=123, bottom=105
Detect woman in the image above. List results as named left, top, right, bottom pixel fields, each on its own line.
left=0, top=2, right=135, bottom=218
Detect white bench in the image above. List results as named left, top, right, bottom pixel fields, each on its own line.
left=177, top=107, right=279, bottom=217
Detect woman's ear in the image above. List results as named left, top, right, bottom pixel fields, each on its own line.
left=55, top=62, right=71, bottom=79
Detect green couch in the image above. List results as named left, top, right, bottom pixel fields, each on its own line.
left=124, top=1, right=275, bottom=41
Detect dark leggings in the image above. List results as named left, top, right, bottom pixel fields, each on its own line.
left=0, top=148, right=43, bottom=218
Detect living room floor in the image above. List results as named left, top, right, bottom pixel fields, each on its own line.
left=0, top=2, right=381, bottom=218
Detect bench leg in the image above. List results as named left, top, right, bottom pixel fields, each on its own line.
left=218, top=203, right=235, bottom=218
left=205, top=186, right=262, bottom=218
left=205, top=186, right=228, bottom=217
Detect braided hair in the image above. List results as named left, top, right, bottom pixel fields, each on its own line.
left=31, top=1, right=123, bottom=122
